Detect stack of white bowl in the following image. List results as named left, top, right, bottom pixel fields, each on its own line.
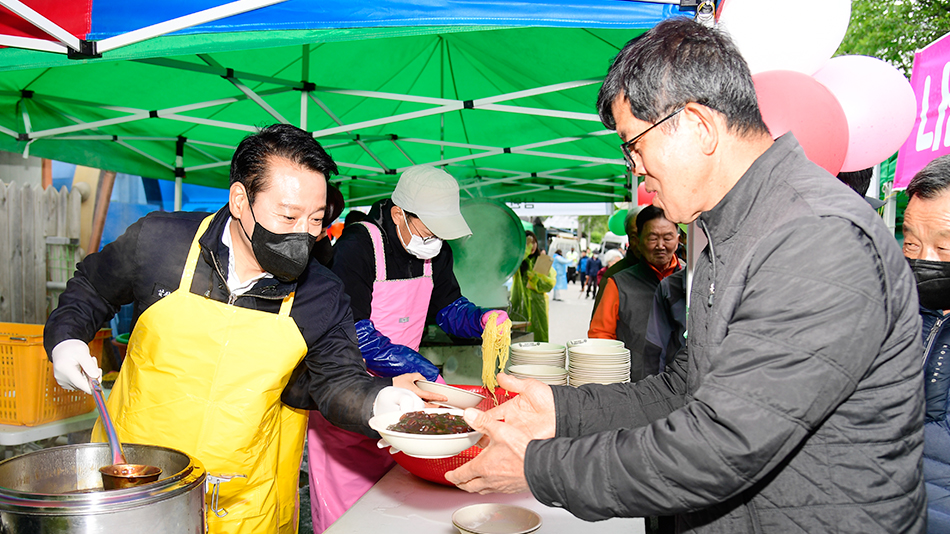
left=506, top=342, right=568, bottom=385
left=508, top=342, right=566, bottom=368
left=566, top=339, right=630, bottom=386
left=507, top=364, right=569, bottom=385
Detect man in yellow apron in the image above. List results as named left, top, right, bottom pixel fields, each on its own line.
left=44, top=124, right=435, bottom=534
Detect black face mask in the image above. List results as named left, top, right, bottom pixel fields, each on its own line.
left=908, top=258, right=950, bottom=311
left=239, top=204, right=316, bottom=283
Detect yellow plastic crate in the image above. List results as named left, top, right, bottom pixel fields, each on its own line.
left=0, top=323, right=109, bottom=426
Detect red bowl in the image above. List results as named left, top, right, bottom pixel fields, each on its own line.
left=391, top=386, right=516, bottom=486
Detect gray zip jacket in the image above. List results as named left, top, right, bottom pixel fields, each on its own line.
left=525, top=135, right=925, bottom=533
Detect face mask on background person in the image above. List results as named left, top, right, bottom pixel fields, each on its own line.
left=240, top=203, right=316, bottom=282
left=908, top=258, right=950, bottom=311
left=399, top=209, right=443, bottom=260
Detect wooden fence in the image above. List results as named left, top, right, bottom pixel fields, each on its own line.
left=0, top=181, right=82, bottom=324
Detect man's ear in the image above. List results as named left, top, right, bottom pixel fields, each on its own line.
left=684, top=102, right=719, bottom=156
left=229, top=182, right=248, bottom=220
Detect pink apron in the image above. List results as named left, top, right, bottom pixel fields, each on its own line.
left=308, top=221, right=437, bottom=533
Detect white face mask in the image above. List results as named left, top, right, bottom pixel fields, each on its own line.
left=399, top=210, right=443, bottom=260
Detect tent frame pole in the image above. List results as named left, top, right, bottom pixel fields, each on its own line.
left=0, top=34, right=66, bottom=53
left=0, top=0, right=81, bottom=50
left=96, top=0, right=289, bottom=54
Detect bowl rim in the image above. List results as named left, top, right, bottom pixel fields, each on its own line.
left=413, top=380, right=488, bottom=400
left=451, top=503, right=543, bottom=534
left=507, top=364, right=568, bottom=376
left=369, top=408, right=481, bottom=441
left=510, top=341, right=566, bottom=351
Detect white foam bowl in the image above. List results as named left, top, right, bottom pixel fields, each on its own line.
left=453, top=504, right=542, bottom=534
left=369, top=408, right=482, bottom=459
left=567, top=338, right=626, bottom=348
left=414, top=380, right=486, bottom=409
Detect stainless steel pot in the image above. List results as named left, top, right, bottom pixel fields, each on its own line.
left=0, top=443, right=206, bottom=534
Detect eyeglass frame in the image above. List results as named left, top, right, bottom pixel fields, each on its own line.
left=619, top=106, right=686, bottom=169
left=398, top=207, right=440, bottom=244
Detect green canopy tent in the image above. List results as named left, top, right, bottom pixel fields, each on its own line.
left=0, top=0, right=696, bottom=206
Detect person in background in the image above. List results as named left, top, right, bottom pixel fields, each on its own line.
left=588, top=206, right=683, bottom=382
left=584, top=251, right=602, bottom=299
left=593, top=207, right=642, bottom=312
left=642, top=268, right=687, bottom=375
left=577, top=250, right=590, bottom=290
left=446, top=18, right=924, bottom=532
left=312, top=184, right=345, bottom=268
left=566, top=247, right=578, bottom=284
left=901, top=154, right=950, bottom=533
left=837, top=168, right=886, bottom=210
left=45, top=124, right=431, bottom=534
left=675, top=226, right=687, bottom=263
left=308, top=164, right=506, bottom=532
left=551, top=249, right=572, bottom=301
left=510, top=231, right=556, bottom=342
left=343, top=209, right=367, bottom=228
left=596, top=249, right=623, bottom=290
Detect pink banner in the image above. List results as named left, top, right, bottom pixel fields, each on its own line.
left=896, top=32, right=950, bottom=189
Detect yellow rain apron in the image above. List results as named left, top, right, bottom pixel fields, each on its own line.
left=93, top=215, right=308, bottom=534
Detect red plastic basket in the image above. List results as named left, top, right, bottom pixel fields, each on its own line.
left=391, top=385, right=517, bottom=486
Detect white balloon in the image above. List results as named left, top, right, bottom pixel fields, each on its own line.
left=813, top=55, right=918, bottom=172
left=717, top=0, right=851, bottom=75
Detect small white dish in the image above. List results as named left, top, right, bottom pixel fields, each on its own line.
left=414, top=380, right=487, bottom=409
left=452, top=503, right=542, bottom=534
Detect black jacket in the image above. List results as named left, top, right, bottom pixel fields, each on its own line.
left=44, top=206, right=388, bottom=437
left=922, top=305, right=950, bottom=532
left=330, top=198, right=463, bottom=324
left=525, top=135, right=925, bottom=532
left=612, top=261, right=681, bottom=382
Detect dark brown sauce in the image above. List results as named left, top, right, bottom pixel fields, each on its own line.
left=387, top=411, right=473, bottom=435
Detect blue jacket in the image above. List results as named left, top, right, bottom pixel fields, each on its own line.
left=922, top=306, right=950, bottom=533
left=585, top=257, right=602, bottom=277
left=552, top=253, right=571, bottom=290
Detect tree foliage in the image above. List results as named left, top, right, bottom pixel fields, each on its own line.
left=836, top=0, right=950, bottom=78
left=578, top=215, right=609, bottom=244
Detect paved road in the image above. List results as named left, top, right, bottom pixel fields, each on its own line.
left=547, top=280, right=596, bottom=346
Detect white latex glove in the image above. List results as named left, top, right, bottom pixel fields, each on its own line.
left=51, top=339, right=102, bottom=395
left=373, top=386, right=424, bottom=416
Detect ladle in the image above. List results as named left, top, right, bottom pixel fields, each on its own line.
left=86, top=374, right=162, bottom=490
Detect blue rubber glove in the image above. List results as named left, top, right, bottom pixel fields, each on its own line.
left=436, top=296, right=486, bottom=339
left=355, top=319, right=439, bottom=381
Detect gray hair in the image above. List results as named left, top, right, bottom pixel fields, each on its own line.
left=907, top=155, right=950, bottom=200
left=596, top=17, right=769, bottom=139
left=604, top=249, right=624, bottom=265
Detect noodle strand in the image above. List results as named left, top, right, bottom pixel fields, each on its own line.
left=481, top=312, right=512, bottom=400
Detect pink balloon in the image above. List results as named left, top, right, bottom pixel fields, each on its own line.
left=753, top=70, right=849, bottom=175
left=812, top=55, right=917, bottom=172
left=637, top=182, right=655, bottom=206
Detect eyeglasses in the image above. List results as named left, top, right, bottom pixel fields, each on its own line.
left=401, top=209, right=439, bottom=244
left=620, top=106, right=685, bottom=169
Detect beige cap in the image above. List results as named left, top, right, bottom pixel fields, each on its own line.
left=391, top=165, right=472, bottom=240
